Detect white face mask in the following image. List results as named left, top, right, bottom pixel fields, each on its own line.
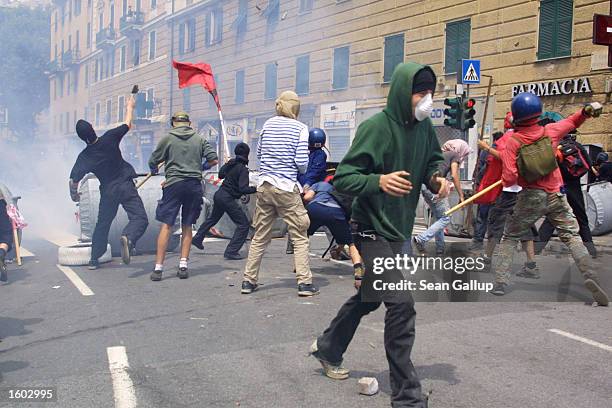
left=414, top=93, right=433, bottom=122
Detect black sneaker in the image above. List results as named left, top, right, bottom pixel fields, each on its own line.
left=177, top=266, right=189, bottom=279
left=88, top=259, right=99, bottom=270
left=241, top=280, right=258, bottom=294
left=413, top=237, right=425, bottom=254
left=150, top=269, right=162, bottom=281
left=0, top=252, right=7, bottom=282
left=120, top=236, right=132, bottom=265
left=192, top=234, right=204, bottom=250
left=298, top=283, right=320, bottom=297
left=224, top=253, right=245, bottom=260
left=490, top=282, right=507, bottom=296
left=435, top=247, right=445, bottom=256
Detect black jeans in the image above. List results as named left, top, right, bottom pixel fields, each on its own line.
left=316, top=232, right=424, bottom=408
left=91, top=181, right=148, bottom=260
left=537, top=181, right=593, bottom=251
left=473, top=204, right=491, bottom=242
left=196, top=188, right=250, bottom=256
left=0, top=200, right=12, bottom=252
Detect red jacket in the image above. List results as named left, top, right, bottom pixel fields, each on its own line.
left=500, top=110, right=588, bottom=193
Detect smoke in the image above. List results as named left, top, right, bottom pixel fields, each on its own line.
left=0, top=109, right=81, bottom=240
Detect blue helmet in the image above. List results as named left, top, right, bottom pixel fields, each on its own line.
left=511, top=92, right=543, bottom=124
left=309, top=128, right=326, bottom=149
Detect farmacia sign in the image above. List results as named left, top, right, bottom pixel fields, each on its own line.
left=512, top=77, right=592, bottom=97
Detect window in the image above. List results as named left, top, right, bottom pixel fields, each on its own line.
left=74, top=70, right=79, bottom=93
left=86, top=23, right=91, bottom=48
left=118, top=96, right=125, bottom=122
left=179, top=19, right=196, bottom=54
left=133, top=39, right=140, bottom=66
left=205, top=7, right=223, bottom=46
left=445, top=19, right=470, bottom=74
left=136, top=0, right=141, bottom=11
left=538, top=0, right=573, bottom=60
left=85, top=64, right=89, bottom=87
left=146, top=89, right=154, bottom=118
left=263, top=0, right=279, bottom=26
left=326, top=128, right=351, bottom=162
left=67, top=72, right=71, bottom=96
left=94, top=59, right=99, bottom=82
left=110, top=3, right=115, bottom=27
left=183, top=88, right=191, bottom=111
left=151, top=0, right=157, bottom=9
left=234, top=0, right=248, bottom=36
left=265, top=63, right=277, bottom=100
left=59, top=76, right=64, bottom=97
left=120, top=45, right=126, bottom=72
left=295, top=55, right=310, bottom=95
left=332, top=46, right=349, bottom=90
left=383, top=33, right=404, bottom=82
left=149, top=31, right=156, bottom=60
left=122, top=0, right=127, bottom=16
left=106, top=99, right=112, bottom=125
left=54, top=12, right=58, bottom=32
left=299, top=0, right=314, bottom=13
left=76, top=30, right=80, bottom=51
left=95, top=102, right=101, bottom=126
left=84, top=107, right=89, bottom=121
left=75, top=0, right=81, bottom=16
left=110, top=50, right=115, bottom=76
left=235, top=70, right=245, bottom=104
left=65, top=112, right=70, bottom=134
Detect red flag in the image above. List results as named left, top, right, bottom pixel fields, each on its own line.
left=172, top=60, right=220, bottom=110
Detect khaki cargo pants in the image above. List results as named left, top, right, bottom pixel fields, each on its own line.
left=243, top=182, right=312, bottom=285
left=493, top=188, right=594, bottom=285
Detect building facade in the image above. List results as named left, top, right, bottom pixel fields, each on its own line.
left=48, top=0, right=612, bottom=173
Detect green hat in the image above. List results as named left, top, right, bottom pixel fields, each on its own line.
left=172, top=111, right=190, bottom=122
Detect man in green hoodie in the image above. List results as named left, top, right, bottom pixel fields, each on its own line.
left=148, top=112, right=218, bottom=281
left=309, top=63, right=448, bottom=407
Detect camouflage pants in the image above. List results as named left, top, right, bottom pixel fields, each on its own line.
left=493, top=189, right=594, bottom=285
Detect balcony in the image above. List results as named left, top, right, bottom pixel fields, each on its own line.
left=120, top=11, right=145, bottom=36
left=96, top=27, right=116, bottom=50
left=61, top=49, right=80, bottom=69
left=46, top=60, right=62, bottom=76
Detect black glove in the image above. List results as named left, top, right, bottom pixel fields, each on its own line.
left=149, top=166, right=159, bottom=175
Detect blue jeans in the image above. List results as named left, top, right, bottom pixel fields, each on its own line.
left=415, top=185, right=450, bottom=251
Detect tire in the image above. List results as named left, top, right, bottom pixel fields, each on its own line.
left=58, top=243, right=112, bottom=266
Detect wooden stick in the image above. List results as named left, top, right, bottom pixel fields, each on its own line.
left=445, top=180, right=502, bottom=216
left=136, top=162, right=164, bottom=190
left=11, top=220, right=21, bottom=266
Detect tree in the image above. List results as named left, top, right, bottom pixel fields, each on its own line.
left=0, top=5, right=50, bottom=142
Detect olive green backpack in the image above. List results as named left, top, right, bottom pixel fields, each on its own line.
left=511, top=129, right=558, bottom=183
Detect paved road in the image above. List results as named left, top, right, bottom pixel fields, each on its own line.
left=1, top=232, right=611, bottom=408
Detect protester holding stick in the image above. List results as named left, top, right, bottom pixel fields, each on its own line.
left=0, top=197, right=12, bottom=282
left=69, top=93, right=149, bottom=269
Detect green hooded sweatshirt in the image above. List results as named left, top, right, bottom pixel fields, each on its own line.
left=333, top=63, right=443, bottom=242
left=149, top=125, right=218, bottom=187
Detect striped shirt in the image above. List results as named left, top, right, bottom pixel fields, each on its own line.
left=257, top=115, right=309, bottom=192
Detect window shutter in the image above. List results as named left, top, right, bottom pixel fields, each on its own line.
left=205, top=12, right=211, bottom=46
left=538, top=0, right=556, bottom=59
left=296, top=55, right=310, bottom=95
left=178, top=23, right=185, bottom=54
left=235, top=70, right=245, bottom=104
left=458, top=20, right=470, bottom=62
left=333, top=46, right=349, bottom=90
left=556, top=0, right=573, bottom=57
left=216, top=8, right=223, bottom=43
left=384, top=34, right=404, bottom=82
left=189, top=19, right=196, bottom=51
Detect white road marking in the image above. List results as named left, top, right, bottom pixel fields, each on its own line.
left=56, top=264, right=94, bottom=296
left=549, top=329, right=612, bottom=353
left=45, top=232, right=81, bottom=248
left=362, top=324, right=384, bottom=334
left=107, top=346, right=137, bottom=408
left=20, top=247, right=35, bottom=257
left=203, top=237, right=226, bottom=243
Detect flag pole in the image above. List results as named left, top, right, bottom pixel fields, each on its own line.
left=218, top=108, right=231, bottom=163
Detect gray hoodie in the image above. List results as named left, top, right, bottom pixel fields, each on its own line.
left=149, top=126, right=218, bottom=187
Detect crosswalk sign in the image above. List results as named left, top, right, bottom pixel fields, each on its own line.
left=460, top=59, right=480, bottom=84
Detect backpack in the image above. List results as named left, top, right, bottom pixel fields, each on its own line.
left=511, top=129, right=558, bottom=183
left=557, top=139, right=590, bottom=178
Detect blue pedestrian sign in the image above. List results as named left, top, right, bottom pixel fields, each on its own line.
left=460, top=59, right=480, bottom=84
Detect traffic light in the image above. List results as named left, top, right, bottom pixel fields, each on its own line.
left=443, top=97, right=463, bottom=130
left=461, top=98, right=476, bottom=130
